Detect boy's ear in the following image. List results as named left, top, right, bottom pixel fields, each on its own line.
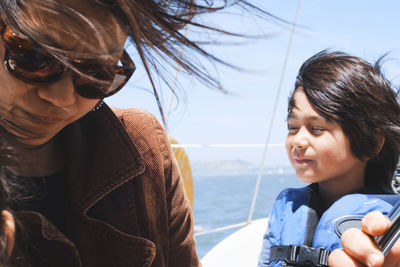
left=376, top=131, right=385, bottom=155
left=364, top=131, right=385, bottom=161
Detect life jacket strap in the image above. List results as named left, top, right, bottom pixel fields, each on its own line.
left=270, top=245, right=330, bottom=266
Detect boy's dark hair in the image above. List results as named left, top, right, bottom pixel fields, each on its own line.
left=289, top=50, right=400, bottom=192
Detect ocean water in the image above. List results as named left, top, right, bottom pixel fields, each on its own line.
left=193, top=173, right=304, bottom=259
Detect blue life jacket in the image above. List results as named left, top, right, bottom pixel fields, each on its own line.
left=258, top=184, right=399, bottom=267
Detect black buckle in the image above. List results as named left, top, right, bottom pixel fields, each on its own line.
left=285, top=245, right=330, bottom=267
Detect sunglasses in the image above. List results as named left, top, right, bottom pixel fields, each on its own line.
left=2, top=25, right=136, bottom=99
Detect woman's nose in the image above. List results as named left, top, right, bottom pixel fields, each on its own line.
left=36, top=73, right=76, bottom=107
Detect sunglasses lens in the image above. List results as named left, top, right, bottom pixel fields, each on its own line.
left=5, top=51, right=64, bottom=83
left=3, top=27, right=64, bottom=83
left=74, top=70, right=128, bottom=99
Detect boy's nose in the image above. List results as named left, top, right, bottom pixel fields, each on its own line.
left=292, top=128, right=309, bottom=150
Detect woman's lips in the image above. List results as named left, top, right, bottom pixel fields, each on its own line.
left=22, top=110, right=66, bottom=126
left=0, top=107, right=67, bottom=142
left=26, top=114, right=63, bottom=126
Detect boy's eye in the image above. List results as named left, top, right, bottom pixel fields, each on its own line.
left=287, top=125, right=299, bottom=134
left=311, top=127, right=325, bottom=134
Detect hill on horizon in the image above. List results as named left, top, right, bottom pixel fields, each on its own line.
left=190, top=159, right=293, bottom=177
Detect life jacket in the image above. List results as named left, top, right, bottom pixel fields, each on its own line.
left=262, top=184, right=399, bottom=267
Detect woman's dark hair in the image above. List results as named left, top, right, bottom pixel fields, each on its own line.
left=0, top=0, right=272, bottom=123
left=0, top=142, right=22, bottom=266
left=288, top=50, right=400, bottom=192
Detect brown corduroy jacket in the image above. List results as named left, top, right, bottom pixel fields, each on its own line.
left=14, top=104, right=200, bottom=267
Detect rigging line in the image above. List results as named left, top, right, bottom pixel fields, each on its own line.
left=246, top=0, right=302, bottom=225
left=195, top=222, right=247, bottom=236
left=170, top=143, right=284, bottom=148
left=195, top=218, right=269, bottom=237
left=165, top=26, right=189, bottom=127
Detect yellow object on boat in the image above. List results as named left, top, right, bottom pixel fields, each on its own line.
left=169, top=137, right=194, bottom=208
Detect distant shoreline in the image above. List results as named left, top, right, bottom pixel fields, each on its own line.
left=191, top=159, right=294, bottom=177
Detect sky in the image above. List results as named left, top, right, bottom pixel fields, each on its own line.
left=105, top=0, right=400, bottom=167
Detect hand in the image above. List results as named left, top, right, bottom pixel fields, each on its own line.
left=1, top=210, right=15, bottom=257
left=328, top=211, right=400, bottom=267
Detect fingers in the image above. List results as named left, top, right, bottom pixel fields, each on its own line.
left=340, top=227, right=384, bottom=267
left=361, top=210, right=391, bottom=237
left=330, top=211, right=400, bottom=267
left=1, top=210, right=15, bottom=256
left=328, top=249, right=362, bottom=267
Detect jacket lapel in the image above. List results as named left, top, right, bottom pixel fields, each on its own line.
left=61, top=104, right=156, bottom=266
left=64, top=104, right=145, bottom=214
left=14, top=211, right=82, bottom=267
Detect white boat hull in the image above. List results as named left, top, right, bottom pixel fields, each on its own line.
left=201, top=218, right=268, bottom=267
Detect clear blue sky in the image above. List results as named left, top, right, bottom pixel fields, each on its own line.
left=106, top=0, right=400, bottom=166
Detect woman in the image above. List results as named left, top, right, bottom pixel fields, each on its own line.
left=0, top=0, right=266, bottom=266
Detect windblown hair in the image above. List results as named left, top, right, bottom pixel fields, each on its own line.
left=0, top=142, right=22, bottom=266
left=0, top=0, right=270, bottom=123
left=288, top=50, right=400, bottom=192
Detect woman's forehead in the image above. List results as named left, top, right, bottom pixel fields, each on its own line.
left=17, top=0, right=127, bottom=55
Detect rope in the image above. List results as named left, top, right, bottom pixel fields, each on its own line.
left=246, top=0, right=302, bottom=224
left=195, top=221, right=247, bottom=236
left=170, top=143, right=284, bottom=148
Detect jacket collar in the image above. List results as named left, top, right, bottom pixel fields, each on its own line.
left=62, top=103, right=145, bottom=214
